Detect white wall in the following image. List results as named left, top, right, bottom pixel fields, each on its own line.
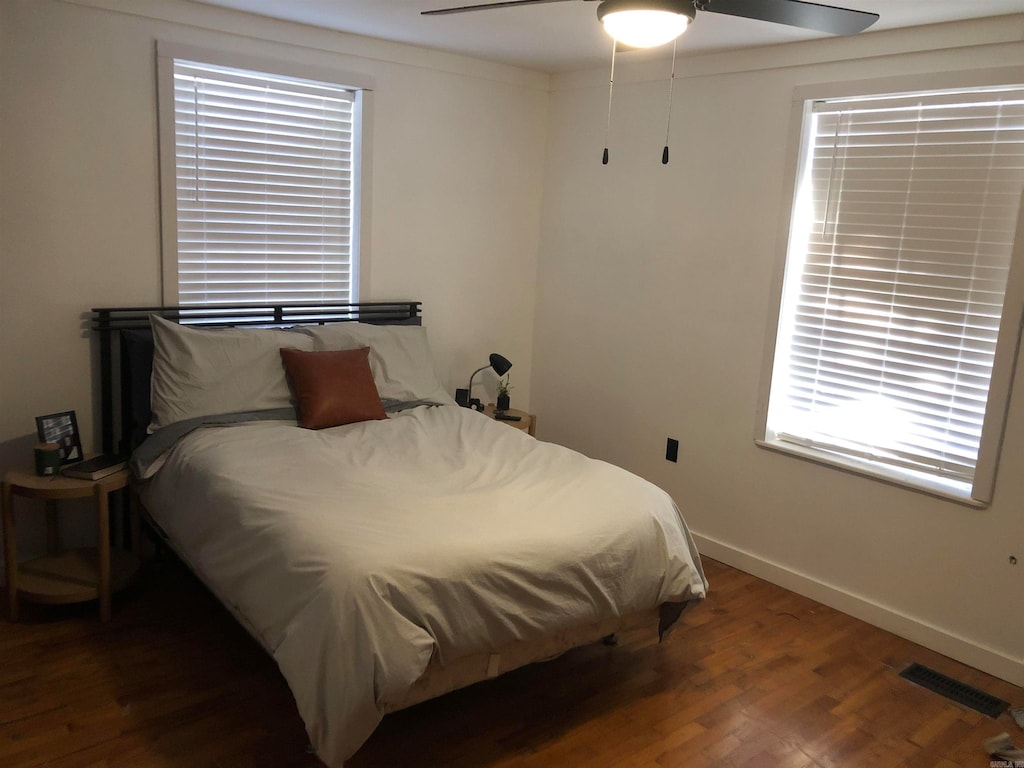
left=0, top=0, right=547, bottom=557
left=532, top=17, right=1024, bottom=685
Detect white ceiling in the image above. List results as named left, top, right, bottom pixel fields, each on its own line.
left=191, top=0, right=1024, bottom=73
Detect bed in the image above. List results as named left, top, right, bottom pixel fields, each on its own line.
left=90, top=302, right=708, bottom=767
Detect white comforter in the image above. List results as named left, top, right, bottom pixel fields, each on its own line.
left=140, top=404, right=707, bottom=765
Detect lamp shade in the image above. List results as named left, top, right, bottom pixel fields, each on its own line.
left=489, top=353, right=512, bottom=377
left=597, top=0, right=695, bottom=48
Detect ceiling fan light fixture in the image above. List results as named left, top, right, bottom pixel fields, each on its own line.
left=597, top=0, right=694, bottom=49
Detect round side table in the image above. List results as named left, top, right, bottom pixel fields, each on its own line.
left=2, top=469, right=140, bottom=622
left=483, top=404, right=537, bottom=437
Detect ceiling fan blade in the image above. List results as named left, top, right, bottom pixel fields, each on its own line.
left=422, top=0, right=578, bottom=16
left=696, top=0, right=878, bottom=36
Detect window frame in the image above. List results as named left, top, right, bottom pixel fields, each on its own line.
left=155, top=41, right=374, bottom=306
left=755, top=67, right=1024, bottom=507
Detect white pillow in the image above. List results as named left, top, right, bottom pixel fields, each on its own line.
left=297, top=322, right=454, bottom=405
left=149, top=314, right=313, bottom=430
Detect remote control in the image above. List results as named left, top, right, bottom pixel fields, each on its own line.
left=496, top=413, right=522, bottom=421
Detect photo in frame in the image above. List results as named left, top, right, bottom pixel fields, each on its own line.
left=35, top=410, right=83, bottom=464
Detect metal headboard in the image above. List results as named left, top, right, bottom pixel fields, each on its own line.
left=90, top=301, right=422, bottom=455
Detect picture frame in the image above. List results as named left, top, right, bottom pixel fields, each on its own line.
left=35, top=410, right=83, bottom=465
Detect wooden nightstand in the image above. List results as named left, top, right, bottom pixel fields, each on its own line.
left=483, top=404, right=537, bottom=437
left=2, top=469, right=140, bottom=622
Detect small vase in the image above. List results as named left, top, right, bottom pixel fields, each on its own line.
left=496, top=394, right=510, bottom=412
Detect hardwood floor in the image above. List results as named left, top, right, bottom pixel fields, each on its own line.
left=1, top=556, right=1020, bottom=767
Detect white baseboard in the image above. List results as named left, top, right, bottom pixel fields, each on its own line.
left=693, top=532, right=1024, bottom=688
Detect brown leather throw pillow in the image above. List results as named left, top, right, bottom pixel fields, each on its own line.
left=280, top=347, right=387, bottom=429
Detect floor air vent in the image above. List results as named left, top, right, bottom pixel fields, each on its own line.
left=899, top=662, right=1008, bottom=718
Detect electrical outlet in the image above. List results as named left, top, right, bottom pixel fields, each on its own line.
left=666, top=438, right=679, bottom=463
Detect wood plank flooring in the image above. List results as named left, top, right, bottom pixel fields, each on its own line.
left=1, top=556, right=1020, bottom=767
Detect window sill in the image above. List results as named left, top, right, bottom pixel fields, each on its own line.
left=754, top=437, right=987, bottom=509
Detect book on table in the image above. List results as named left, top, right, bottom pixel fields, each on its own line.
left=62, top=454, right=127, bottom=480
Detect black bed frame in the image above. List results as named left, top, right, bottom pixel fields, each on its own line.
left=89, top=301, right=422, bottom=457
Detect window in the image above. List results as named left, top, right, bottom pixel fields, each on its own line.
left=758, top=78, right=1024, bottom=504
left=157, top=44, right=369, bottom=306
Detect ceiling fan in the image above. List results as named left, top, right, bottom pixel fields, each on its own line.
left=424, top=0, right=879, bottom=165
left=423, top=0, right=879, bottom=49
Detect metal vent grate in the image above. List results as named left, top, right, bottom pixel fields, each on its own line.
left=899, top=663, right=1008, bottom=718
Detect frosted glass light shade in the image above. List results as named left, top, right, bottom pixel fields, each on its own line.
left=601, top=9, right=690, bottom=48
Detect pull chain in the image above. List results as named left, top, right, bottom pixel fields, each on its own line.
left=662, top=37, right=678, bottom=165
left=603, top=38, right=617, bottom=165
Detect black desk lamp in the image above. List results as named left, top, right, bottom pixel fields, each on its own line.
left=458, top=353, right=512, bottom=409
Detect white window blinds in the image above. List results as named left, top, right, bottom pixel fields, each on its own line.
left=766, top=84, right=1024, bottom=493
left=171, top=59, right=358, bottom=305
